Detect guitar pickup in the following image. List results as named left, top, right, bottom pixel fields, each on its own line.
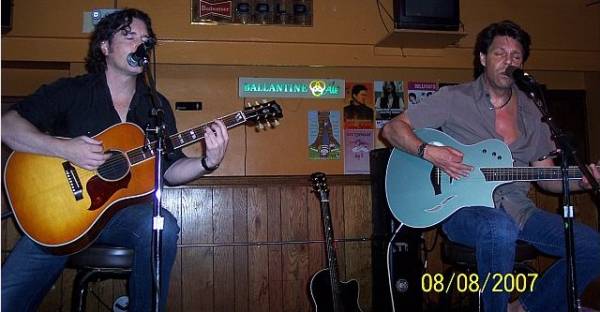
left=63, top=162, right=83, bottom=201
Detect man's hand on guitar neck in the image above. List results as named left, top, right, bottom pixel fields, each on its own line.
left=579, top=161, right=600, bottom=191
left=424, top=145, right=473, bottom=180
left=202, top=120, right=229, bottom=169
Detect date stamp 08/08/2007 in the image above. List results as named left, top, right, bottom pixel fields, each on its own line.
left=421, top=272, right=539, bottom=294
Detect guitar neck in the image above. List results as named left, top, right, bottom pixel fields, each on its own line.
left=481, top=166, right=582, bottom=182
left=127, top=111, right=246, bottom=165
left=319, top=193, right=342, bottom=300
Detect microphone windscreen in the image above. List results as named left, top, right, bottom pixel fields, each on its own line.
left=143, top=38, right=156, bottom=49
left=505, top=65, right=520, bottom=77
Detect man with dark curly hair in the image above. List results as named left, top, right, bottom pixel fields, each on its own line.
left=383, top=20, right=600, bottom=312
left=1, top=8, right=229, bottom=311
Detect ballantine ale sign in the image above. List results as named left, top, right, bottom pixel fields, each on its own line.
left=239, top=78, right=344, bottom=99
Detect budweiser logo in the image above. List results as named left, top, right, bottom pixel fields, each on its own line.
left=198, top=0, right=233, bottom=18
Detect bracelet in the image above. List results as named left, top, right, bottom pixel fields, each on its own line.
left=201, top=156, right=219, bottom=172
left=417, top=142, right=429, bottom=159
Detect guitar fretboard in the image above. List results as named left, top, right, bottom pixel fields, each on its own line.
left=127, top=111, right=246, bottom=165
left=481, top=167, right=582, bottom=182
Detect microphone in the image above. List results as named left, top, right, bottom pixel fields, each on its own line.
left=505, top=65, right=539, bottom=95
left=505, top=65, right=536, bottom=85
left=127, top=40, right=155, bottom=67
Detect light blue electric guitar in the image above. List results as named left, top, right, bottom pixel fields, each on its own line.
left=385, top=128, right=583, bottom=228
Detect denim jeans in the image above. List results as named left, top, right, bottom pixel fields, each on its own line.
left=442, top=206, right=600, bottom=312
left=1, top=203, right=180, bottom=312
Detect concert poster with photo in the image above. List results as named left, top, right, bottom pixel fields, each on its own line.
left=374, top=80, right=405, bottom=128
left=343, top=81, right=374, bottom=174
left=406, top=81, right=439, bottom=107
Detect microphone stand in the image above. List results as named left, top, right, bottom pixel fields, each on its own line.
left=524, top=81, right=600, bottom=312
left=140, top=49, right=167, bottom=312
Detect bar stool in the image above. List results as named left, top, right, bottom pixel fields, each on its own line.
left=66, top=244, right=134, bottom=312
left=438, top=237, right=538, bottom=311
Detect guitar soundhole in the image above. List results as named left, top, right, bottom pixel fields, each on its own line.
left=97, top=150, right=130, bottom=181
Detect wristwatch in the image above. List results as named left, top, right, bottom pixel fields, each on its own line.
left=417, top=142, right=429, bottom=159
left=201, top=156, right=219, bottom=172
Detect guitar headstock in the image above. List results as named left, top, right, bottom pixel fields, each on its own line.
left=243, top=100, right=283, bottom=131
left=310, top=172, right=329, bottom=200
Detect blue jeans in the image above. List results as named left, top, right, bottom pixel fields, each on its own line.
left=442, top=206, right=600, bottom=312
left=1, top=203, right=180, bottom=312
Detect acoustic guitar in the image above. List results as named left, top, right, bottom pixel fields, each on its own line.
left=385, top=128, right=583, bottom=228
left=3, top=101, right=282, bottom=254
left=309, top=172, right=362, bottom=312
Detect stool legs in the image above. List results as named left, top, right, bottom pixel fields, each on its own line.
left=70, top=270, right=130, bottom=312
left=71, top=270, right=97, bottom=312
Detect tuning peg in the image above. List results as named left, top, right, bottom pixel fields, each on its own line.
left=272, top=119, right=280, bottom=127
left=254, top=101, right=261, bottom=107
left=255, top=122, right=265, bottom=131
left=264, top=120, right=271, bottom=128
left=245, top=102, right=252, bottom=108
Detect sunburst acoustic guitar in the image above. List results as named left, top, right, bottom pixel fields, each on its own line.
left=3, top=101, right=282, bottom=254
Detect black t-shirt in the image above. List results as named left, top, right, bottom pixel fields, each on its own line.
left=14, top=72, right=185, bottom=170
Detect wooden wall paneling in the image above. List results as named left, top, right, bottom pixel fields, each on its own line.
left=214, top=246, right=235, bottom=311
left=280, top=186, right=308, bottom=241
left=163, top=188, right=183, bottom=311
left=248, top=245, right=270, bottom=312
left=280, top=186, right=311, bottom=311
left=181, top=188, right=214, bottom=310
left=233, top=188, right=249, bottom=312
left=181, top=188, right=213, bottom=244
left=213, top=188, right=235, bottom=311
left=1, top=177, right=375, bottom=311
left=181, top=246, right=214, bottom=310
left=343, top=184, right=373, bottom=310
left=267, top=186, right=283, bottom=312
left=213, top=188, right=234, bottom=244
left=281, top=243, right=311, bottom=311
left=247, top=188, right=269, bottom=311
left=169, top=252, right=183, bottom=312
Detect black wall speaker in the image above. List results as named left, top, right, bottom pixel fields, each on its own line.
left=370, top=148, right=424, bottom=312
left=1, top=0, right=13, bottom=34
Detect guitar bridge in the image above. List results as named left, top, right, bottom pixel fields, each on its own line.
left=63, top=162, right=83, bottom=201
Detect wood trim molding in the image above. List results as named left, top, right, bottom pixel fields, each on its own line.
left=175, top=174, right=372, bottom=187
left=1, top=60, right=70, bottom=70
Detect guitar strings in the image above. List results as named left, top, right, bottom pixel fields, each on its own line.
left=94, top=113, right=253, bottom=177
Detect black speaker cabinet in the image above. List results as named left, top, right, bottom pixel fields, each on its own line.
left=1, top=0, right=12, bottom=34
left=370, top=148, right=423, bottom=312
left=393, top=0, right=460, bottom=31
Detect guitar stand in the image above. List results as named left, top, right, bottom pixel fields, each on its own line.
left=526, top=81, right=600, bottom=312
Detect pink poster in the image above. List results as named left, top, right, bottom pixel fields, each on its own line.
left=344, top=129, right=374, bottom=174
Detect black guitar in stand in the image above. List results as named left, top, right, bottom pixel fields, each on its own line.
left=309, top=172, right=362, bottom=312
